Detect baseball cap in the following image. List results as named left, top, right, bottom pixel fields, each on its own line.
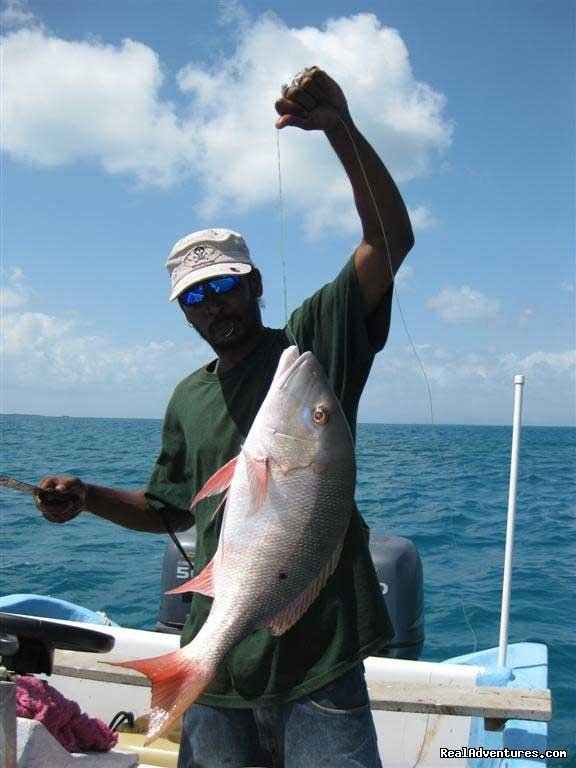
left=166, top=228, right=254, bottom=301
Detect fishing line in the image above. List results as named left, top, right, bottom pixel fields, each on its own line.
left=334, top=117, right=481, bottom=653
left=274, top=95, right=478, bottom=652
left=276, top=130, right=289, bottom=326
left=332, top=114, right=480, bottom=653
left=157, top=507, right=195, bottom=571
left=335, top=115, right=437, bottom=425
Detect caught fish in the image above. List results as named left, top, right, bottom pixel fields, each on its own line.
left=111, top=346, right=356, bottom=743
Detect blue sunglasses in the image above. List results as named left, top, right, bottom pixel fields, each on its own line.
left=178, top=275, right=242, bottom=307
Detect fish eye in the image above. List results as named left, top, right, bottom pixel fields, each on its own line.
left=312, top=405, right=329, bottom=426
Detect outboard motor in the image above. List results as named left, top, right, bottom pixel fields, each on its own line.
left=369, top=534, right=424, bottom=660
left=156, top=529, right=197, bottom=634
left=156, top=531, right=424, bottom=660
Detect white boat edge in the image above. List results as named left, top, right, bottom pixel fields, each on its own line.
left=5, top=614, right=549, bottom=768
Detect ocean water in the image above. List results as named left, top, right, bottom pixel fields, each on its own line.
left=1, top=414, right=574, bottom=758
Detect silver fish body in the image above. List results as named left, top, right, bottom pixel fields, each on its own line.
left=192, top=347, right=355, bottom=657
left=113, top=346, right=356, bottom=742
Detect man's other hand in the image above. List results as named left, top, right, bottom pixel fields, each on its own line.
left=35, top=476, right=86, bottom=523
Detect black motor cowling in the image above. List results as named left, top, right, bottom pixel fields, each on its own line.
left=368, top=533, right=424, bottom=660
left=156, top=531, right=424, bottom=660
left=156, top=529, right=197, bottom=633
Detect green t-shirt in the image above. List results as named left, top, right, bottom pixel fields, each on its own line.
left=145, top=255, right=394, bottom=707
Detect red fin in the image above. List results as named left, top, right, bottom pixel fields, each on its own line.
left=191, top=456, right=238, bottom=509
left=109, top=650, right=213, bottom=744
left=266, top=533, right=347, bottom=636
left=165, top=559, right=215, bottom=597
left=244, top=449, right=269, bottom=516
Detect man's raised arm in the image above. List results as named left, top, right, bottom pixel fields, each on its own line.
left=275, top=66, right=414, bottom=319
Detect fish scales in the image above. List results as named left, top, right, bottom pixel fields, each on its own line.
left=220, top=465, right=353, bottom=607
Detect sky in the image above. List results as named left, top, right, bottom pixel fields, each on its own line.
left=1, top=0, right=574, bottom=426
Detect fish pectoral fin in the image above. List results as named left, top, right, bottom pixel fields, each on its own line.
left=265, top=533, right=347, bottom=637
left=108, top=651, right=213, bottom=745
left=243, top=449, right=269, bottom=516
left=165, top=558, right=215, bottom=597
left=190, top=455, right=238, bottom=509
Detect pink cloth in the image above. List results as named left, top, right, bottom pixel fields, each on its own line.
left=16, top=675, right=118, bottom=752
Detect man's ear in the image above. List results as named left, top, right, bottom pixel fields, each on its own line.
left=249, top=269, right=263, bottom=298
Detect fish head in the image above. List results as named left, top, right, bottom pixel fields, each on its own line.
left=249, top=346, right=355, bottom=474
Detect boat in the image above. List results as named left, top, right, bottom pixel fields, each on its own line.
left=0, top=377, right=553, bottom=767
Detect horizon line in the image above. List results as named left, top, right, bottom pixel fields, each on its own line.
left=1, top=412, right=574, bottom=430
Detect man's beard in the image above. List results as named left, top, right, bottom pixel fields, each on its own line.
left=189, top=298, right=262, bottom=352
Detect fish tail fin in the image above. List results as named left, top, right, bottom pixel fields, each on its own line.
left=109, top=649, right=213, bottom=744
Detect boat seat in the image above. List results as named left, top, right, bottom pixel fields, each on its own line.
left=0, top=613, right=117, bottom=768
left=49, top=652, right=553, bottom=734
left=369, top=680, right=552, bottom=731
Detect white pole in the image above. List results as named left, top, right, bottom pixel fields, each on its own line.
left=497, top=375, right=525, bottom=668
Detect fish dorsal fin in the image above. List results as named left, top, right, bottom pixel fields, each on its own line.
left=190, top=455, right=238, bottom=509
left=243, top=449, right=269, bottom=516
left=165, top=558, right=215, bottom=598
left=265, top=532, right=347, bottom=637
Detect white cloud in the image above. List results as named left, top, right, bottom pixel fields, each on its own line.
left=217, top=0, right=250, bottom=28
left=560, top=281, right=575, bottom=293
left=177, top=12, right=452, bottom=226
left=1, top=0, right=37, bottom=29
left=2, top=310, right=208, bottom=392
left=1, top=269, right=209, bottom=412
left=317, top=202, right=438, bottom=240
left=2, top=270, right=573, bottom=425
left=1, top=267, right=32, bottom=308
left=1, top=12, right=452, bottom=231
left=517, top=307, right=534, bottom=327
left=426, top=286, right=500, bottom=323
left=499, top=350, right=576, bottom=375
left=1, top=29, right=196, bottom=186
left=394, top=264, right=414, bottom=286
left=361, top=345, right=576, bottom=426
left=2, top=311, right=72, bottom=350
left=408, top=205, right=438, bottom=230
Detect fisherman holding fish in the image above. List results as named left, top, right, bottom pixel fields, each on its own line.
left=35, top=67, right=414, bottom=768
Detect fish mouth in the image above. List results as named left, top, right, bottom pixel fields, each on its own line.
left=275, top=350, right=313, bottom=390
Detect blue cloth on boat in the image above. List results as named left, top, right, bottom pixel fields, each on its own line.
left=0, top=594, right=118, bottom=626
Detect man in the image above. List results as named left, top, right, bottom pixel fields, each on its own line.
left=36, top=67, right=414, bottom=767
